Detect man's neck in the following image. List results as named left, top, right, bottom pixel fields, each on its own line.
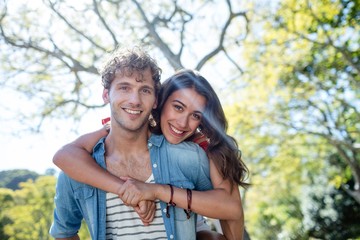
left=105, top=127, right=149, bottom=155
left=103, top=125, right=152, bottom=181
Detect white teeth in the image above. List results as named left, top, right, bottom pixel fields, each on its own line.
left=125, top=109, right=141, bottom=114
left=170, top=125, right=183, bottom=134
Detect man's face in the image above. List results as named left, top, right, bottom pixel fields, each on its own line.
left=103, top=68, right=157, bottom=133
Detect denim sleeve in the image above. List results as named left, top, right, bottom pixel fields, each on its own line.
left=49, top=172, right=83, bottom=238
left=195, top=147, right=213, bottom=191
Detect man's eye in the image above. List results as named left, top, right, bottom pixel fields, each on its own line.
left=119, top=86, right=128, bottom=91
left=142, top=89, right=151, bottom=94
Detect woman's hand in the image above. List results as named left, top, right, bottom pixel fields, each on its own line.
left=118, top=177, right=158, bottom=206
left=119, top=177, right=158, bottom=226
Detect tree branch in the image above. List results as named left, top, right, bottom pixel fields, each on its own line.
left=131, top=0, right=183, bottom=70
left=92, top=0, right=118, bottom=48
left=45, top=0, right=107, bottom=52
left=196, top=0, right=248, bottom=70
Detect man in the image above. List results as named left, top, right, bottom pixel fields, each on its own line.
left=49, top=46, right=212, bottom=240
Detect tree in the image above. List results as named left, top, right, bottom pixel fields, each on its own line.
left=1, top=177, right=56, bottom=239
left=241, top=0, right=359, bottom=204
left=0, top=188, right=15, bottom=240
left=302, top=174, right=360, bottom=239
left=0, top=0, right=249, bottom=132
left=226, top=0, right=359, bottom=238
left=0, top=176, right=90, bottom=240
left=268, top=0, right=360, bottom=204
left=0, top=170, right=39, bottom=190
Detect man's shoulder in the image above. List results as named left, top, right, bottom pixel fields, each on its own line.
left=57, top=171, right=97, bottom=197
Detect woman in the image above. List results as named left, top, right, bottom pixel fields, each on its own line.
left=53, top=69, right=249, bottom=239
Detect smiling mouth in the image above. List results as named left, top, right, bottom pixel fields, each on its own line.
left=170, top=124, right=184, bottom=135
left=124, top=108, right=141, bottom=115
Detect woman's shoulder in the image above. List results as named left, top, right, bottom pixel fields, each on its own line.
left=150, top=133, right=202, bottom=152
left=169, top=139, right=204, bottom=153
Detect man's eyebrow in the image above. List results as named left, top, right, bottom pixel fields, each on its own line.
left=115, top=82, right=131, bottom=86
left=113, top=82, right=155, bottom=93
left=142, top=84, right=155, bottom=90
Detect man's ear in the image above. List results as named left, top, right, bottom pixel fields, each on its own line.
left=152, top=98, right=158, bottom=109
left=102, top=89, right=110, bottom=104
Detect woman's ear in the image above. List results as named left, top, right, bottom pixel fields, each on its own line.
left=102, top=88, right=110, bottom=104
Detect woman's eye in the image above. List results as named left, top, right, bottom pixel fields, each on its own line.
left=174, top=105, right=183, bottom=111
left=192, top=113, right=201, bottom=120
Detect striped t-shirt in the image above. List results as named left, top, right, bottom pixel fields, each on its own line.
left=106, top=174, right=167, bottom=240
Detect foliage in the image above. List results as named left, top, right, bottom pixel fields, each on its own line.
left=267, top=0, right=359, bottom=203
left=0, top=169, right=39, bottom=190
left=0, top=188, right=15, bottom=239
left=2, top=176, right=56, bottom=239
left=302, top=175, right=360, bottom=239
left=0, top=176, right=90, bottom=240
left=228, top=0, right=360, bottom=238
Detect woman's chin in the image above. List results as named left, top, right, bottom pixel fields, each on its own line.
left=165, top=135, right=183, bottom=145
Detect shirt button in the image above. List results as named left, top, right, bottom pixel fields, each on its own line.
left=148, top=142, right=153, bottom=147
left=163, top=208, right=167, bottom=213
left=170, top=234, right=174, bottom=239
left=153, top=163, right=157, bottom=168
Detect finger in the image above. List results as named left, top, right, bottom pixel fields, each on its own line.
left=138, top=201, right=155, bottom=223
left=146, top=202, right=156, bottom=222
left=119, top=176, right=131, bottom=181
left=134, top=206, right=150, bottom=226
left=117, top=183, right=127, bottom=197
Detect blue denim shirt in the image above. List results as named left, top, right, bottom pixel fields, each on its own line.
left=50, top=134, right=212, bottom=240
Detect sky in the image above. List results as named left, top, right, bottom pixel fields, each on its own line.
left=0, top=112, right=114, bottom=175
left=0, top=86, right=110, bottom=175
left=0, top=129, right=65, bottom=174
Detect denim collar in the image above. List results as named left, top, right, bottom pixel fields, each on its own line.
left=92, top=133, right=164, bottom=152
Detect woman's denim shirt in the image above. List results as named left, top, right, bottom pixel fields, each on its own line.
left=50, top=134, right=213, bottom=240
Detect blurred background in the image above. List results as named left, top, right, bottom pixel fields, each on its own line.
left=0, top=0, right=359, bottom=239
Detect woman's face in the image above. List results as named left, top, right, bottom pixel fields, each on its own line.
left=160, top=88, right=206, bottom=144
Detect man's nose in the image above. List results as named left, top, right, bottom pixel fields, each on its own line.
left=128, top=91, right=141, bottom=106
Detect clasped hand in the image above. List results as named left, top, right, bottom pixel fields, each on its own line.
left=118, top=177, right=158, bottom=226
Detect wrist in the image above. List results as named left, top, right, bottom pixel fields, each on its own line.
left=154, top=184, right=167, bottom=201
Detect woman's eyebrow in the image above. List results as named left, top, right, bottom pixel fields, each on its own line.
left=173, top=99, right=204, bottom=114
left=172, top=99, right=186, bottom=107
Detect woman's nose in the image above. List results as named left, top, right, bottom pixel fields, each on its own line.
left=176, top=115, right=189, bottom=128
